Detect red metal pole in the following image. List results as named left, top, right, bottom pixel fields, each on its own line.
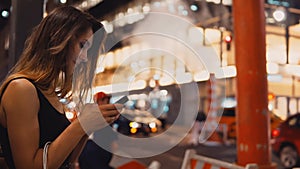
left=233, top=0, right=276, bottom=168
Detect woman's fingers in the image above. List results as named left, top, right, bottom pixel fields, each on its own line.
left=102, top=109, right=120, bottom=117
left=77, top=103, right=124, bottom=133
left=105, top=115, right=118, bottom=123
left=99, top=103, right=124, bottom=110
left=99, top=104, right=123, bottom=116
left=98, top=104, right=123, bottom=123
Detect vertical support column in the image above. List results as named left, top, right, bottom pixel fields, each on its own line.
left=9, top=0, right=43, bottom=68
left=0, top=22, right=10, bottom=82
left=287, top=97, right=290, bottom=117
left=233, top=0, right=276, bottom=168
left=285, top=25, right=289, bottom=64
left=219, top=30, right=223, bottom=66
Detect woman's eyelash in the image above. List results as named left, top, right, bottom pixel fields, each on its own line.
left=79, top=42, right=85, bottom=49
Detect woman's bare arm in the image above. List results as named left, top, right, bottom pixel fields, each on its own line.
left=2, top=79, right=86, bottom=169
left=68, top=134, right=89, bottom=164
left=2, top=79, right=121, bottom=169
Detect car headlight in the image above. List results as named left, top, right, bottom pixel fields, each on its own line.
left=149, top=122, right=156, bottom=128
left=129, top=122, right=139, bottom=128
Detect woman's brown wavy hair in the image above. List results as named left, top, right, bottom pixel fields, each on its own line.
left=0, top=5, right=106, bottom=100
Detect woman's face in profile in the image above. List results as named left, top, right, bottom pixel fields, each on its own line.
left=67, top=28, right=94, bottom=76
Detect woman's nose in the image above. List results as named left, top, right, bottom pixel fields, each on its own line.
left=78, top=51, right=88, bottom=63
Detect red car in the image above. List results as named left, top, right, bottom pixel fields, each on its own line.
left=271, top=113, right=300, bottom=168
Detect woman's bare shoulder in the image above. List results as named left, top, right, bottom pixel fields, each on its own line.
left=2, top=78, right=38, bottom=109
left=1, top=78, right=39, bottom=127
left=6, top=78, right=35, bottom=90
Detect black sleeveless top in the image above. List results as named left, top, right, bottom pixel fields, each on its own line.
left=0, top=78, right=71, bottom=169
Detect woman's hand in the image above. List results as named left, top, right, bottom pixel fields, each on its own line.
left=77, top=103, right=123, bottom=134
left=98, top=103, right=123, bottom=123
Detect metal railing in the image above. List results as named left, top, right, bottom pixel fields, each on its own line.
left=181, top=149, right=258, bottom=169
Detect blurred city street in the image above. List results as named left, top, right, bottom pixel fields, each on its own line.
left=1, top=1, right=300, bottom=169
left=110, top=129, right=285, bottom=169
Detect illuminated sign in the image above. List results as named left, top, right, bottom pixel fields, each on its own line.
left=267, top=0, right=290, bottom=7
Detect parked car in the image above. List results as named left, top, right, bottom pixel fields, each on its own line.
left=271, top=113, right=300, bottom=169
left=113, top=109, right=162, bottom=136
left=219, top=107, right=283, bottom=139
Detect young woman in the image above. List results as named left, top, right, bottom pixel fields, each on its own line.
left=0, top=6, right=122, bottom=169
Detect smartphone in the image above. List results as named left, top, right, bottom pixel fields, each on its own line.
left=114, top=96, right=129, bottom=104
